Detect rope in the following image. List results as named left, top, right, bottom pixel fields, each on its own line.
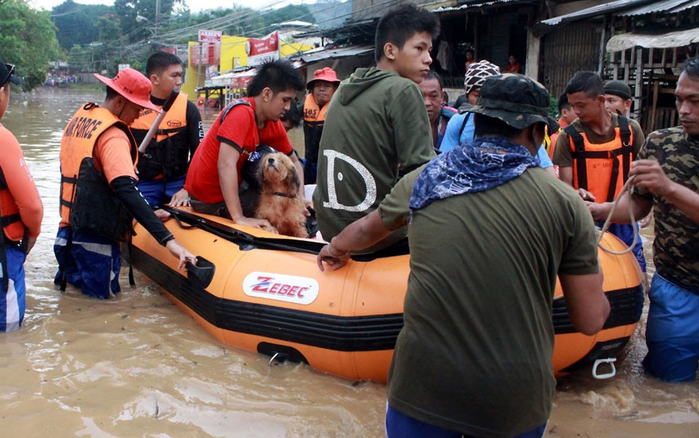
left=595, top=174, right=646, bottom=293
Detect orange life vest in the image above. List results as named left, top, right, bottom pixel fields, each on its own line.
left=564, top=116, right=633, bottom=203
left=130, top=92, right=188, bottom=142
left=130, top=93, right=190, bottom=180
left=0, top=167, right=23, bottom=242
left=302, top=94, right=328, bottom=124
left=59, top=103, right=138, bottom=228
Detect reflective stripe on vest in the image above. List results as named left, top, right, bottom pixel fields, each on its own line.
left=0, top=167, right=23, bottom=242
left=564, top=116, right=633, bottom=203
left=59, top=103, right=138, bottom=225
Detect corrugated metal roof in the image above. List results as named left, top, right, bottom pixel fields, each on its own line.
left=621, top=0, right=699, bottom=15
left=539, top=0, right=654, bottom=26
left=287, top=45, right=374, bottom=64
left=669, top=0, right=699, bottom=12
left=431, top=0, right=527, bottom=13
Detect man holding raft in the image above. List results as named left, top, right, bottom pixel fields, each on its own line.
left=318, top=74, right=610, bottom=437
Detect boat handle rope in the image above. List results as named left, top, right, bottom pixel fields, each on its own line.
left=592, top=358, right=617, bottom=379
left=596, top=174, right=646, bottom=293
left=162, top=205, right=326, bottom=255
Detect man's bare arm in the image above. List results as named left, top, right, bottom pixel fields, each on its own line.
left=559, top=271, right=610, bottom=336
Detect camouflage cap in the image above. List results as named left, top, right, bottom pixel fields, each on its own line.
left=461, top=73, right=559, bottom=132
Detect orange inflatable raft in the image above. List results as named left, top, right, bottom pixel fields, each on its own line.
left=130, top=207, right=644, bottom=383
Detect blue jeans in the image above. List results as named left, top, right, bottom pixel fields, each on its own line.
left=386, top=404, right=547, bottom=438
left=138, top=174, right=186, bottom=206
left=643, top=273, right=699, bottom=382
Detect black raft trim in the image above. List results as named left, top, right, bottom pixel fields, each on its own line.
left=552, top=285, right=644, bottom=334
left=130, top=245, right=403, bottom=352
left=131, top=245, right=644, bottom=351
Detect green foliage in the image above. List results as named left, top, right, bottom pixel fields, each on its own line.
left=114, top=0, right=183, bottom=44
left=549, top=94, right=558, bottom=119
left=52, top=0, right=113, bottom=50
left=0, top=0, right=61, bottom=91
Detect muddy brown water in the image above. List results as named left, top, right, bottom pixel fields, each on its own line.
left=0, top=87, right=696, bottom=437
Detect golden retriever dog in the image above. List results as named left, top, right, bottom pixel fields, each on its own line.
left=254, top=152, right=308, bottom=238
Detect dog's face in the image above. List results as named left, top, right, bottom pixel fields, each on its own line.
left=257, top=152, right=300, bottom=192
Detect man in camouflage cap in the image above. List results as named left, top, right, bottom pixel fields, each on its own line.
left=319, top=74, right=610, bottom=437
left=589, top=57, right=699, bottom=383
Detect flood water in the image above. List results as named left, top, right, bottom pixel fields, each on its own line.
left=1, top=87, right=697, bottom=437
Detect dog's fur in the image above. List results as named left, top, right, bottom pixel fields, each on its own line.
left=254, top=152, right=308, bottom=238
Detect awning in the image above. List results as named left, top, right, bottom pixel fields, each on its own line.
left=607, top=27, right=699, bottom=52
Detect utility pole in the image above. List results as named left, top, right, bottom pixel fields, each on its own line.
left=155, top=0, right=161, bottom=37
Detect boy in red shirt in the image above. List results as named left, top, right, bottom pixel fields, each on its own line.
left=185, top=60, right=307, bottom=230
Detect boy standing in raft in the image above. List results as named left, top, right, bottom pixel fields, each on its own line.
left=588, top=57, right=699, bottom=383
left=130, top=51, right=204, bottom=207
left=184, top=60, right=307, bottom=230
left=318, top=74, right=610, bottom=437
left=54, top=68, right=196, bottom=299
left=553, top=71, right=647, bottom=273
left=312, top=3, right=439, bottom=253
left=0, top=60, right=43, bottom=331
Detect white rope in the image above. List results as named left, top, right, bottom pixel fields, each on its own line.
left=595, top=174, right=646, bottom=293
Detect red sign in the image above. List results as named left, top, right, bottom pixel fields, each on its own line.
left=189, top=42, right=221, bottom=66
left=190, top=30, right=222, bottom=66
left=198, top=30, right=222, bottom=43
left=246, top=31, right=280, bottom=66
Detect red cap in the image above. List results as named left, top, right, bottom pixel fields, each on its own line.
left=307, top=67, right=340, bottom=88
left=94, top=68, right=160, bottom=112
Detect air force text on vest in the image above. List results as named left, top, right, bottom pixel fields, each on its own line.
left=65, top=117, right=103, bottom=139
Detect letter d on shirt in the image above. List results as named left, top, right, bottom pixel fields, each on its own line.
left=322, top=149, right=377, bottom=212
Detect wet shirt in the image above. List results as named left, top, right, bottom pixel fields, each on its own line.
left=185, top=97, right=292, bottom=204
left=387, top=167, right=599, bottom=436
left=0, top=124, right=43, bottom=239
left=637, top=127, right=699, bottom=289
left=94, top=126, right=138, bottom=183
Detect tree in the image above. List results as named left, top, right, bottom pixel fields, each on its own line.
left=114, top=0, right=184, bottom=43
left=0, top=0, right=61, bottom=91
left=51, top=0, right=113, bottom=50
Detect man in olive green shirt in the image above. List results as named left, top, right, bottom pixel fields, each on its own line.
left=312, top=4, right=439, bottom=253
left=318, top=74, right=609, bottom=437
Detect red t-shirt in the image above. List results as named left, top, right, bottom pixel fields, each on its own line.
left=185, top=97, right=292, bottom=204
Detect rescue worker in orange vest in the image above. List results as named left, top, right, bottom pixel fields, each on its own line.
left=0, top=60, right=43, bottom=332
left=54, top=68, right=196, bottom=299
left=130, top=51, right=204, bottom=207
left=553, top=71, right=647, bottom=272
left=301, top=67, right=340, bottom=184
left=547, top=93, right=578, bottom=178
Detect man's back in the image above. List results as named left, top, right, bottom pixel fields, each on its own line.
left=313, top=67, right=434, bottom=246
left=388, top=167, right=599, bottom=436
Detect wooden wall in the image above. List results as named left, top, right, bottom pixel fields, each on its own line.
left=540, top=21, right=601, bottom=98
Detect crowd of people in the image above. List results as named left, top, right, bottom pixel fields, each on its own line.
left=1, top=2, right=698, bottom=436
